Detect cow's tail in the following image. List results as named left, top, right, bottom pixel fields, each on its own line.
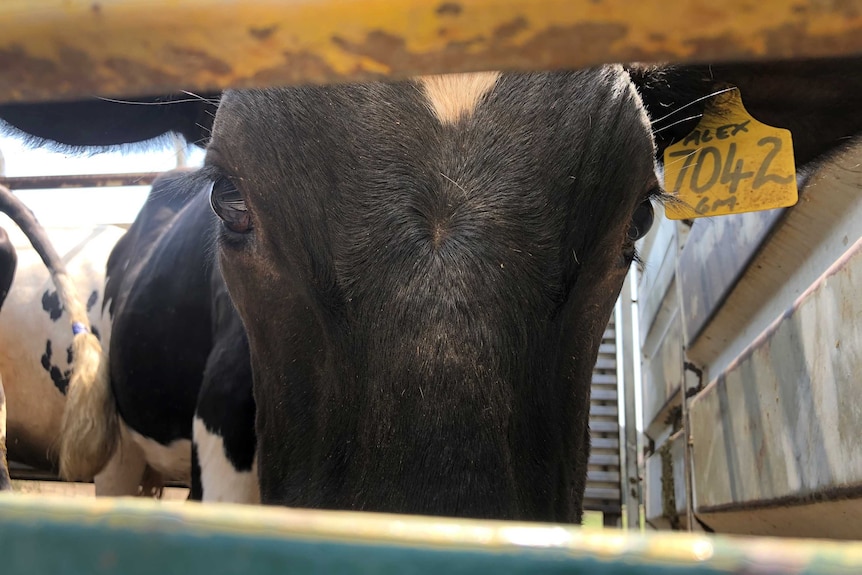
left=0, top=183, right=117, bottom=481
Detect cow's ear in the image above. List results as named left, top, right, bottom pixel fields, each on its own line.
left=629, top=57, right=862, bottom=169
left=626, top=63, right=714, bottom=159
left=0, top=92, right=219, bottom=151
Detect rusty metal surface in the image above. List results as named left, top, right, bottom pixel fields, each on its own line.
left=689, top=235, right=862, bottom=539
left=2, top=0, right=862, bottom=103
left=0, top=172, right=159, bottom=190
left=645, top=430, right=688, bottom=531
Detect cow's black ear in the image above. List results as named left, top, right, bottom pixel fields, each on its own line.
left=626, top=63, right=714, bottom=159
left=0, top=92, right=219, bottom=151
left=629, top=57, right=862, bottom=169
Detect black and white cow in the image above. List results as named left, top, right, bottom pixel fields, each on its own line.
left=0, top=222, right=122, bottom=473
left=0, top=184, right=104, bottom=492
left=2, top=58, right=861, bottom=520
left=84, top=169, right=256, bottom=501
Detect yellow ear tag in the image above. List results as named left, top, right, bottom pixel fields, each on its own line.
left=663, top=89, right=797, bottom=220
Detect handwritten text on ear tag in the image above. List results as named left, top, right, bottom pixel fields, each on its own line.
left=663, top=90, right=797, bottom=220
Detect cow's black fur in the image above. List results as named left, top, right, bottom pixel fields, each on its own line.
left=0, top=94, right=216, bottom=151
left=2, top=58, right=861, bottom=520
left=204, top=69, right=656, bottom=521
left=106, top=175, right=214, bottom=445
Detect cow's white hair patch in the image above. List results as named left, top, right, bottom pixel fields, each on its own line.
left=129, top=427, right=191, bottom=484
left=420, top=72, right=501, bottom=125
left=193, top=416, right=260, bottom=504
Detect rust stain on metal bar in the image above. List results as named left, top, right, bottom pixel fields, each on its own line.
left=1, top=0, right=862, bottom=103
left=0, top=172, right=159, bottom=190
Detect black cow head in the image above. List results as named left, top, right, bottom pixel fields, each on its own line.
left=205, top=68, right=658, bottom=521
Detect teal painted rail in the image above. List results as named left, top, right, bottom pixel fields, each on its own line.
left=2, top=494, right=862, bottom=574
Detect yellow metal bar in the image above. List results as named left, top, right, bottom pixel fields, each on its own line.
left=1, top=0, right=861, bottom=103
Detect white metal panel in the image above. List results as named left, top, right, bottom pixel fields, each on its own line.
left=690, top=236, right=862, bottom=534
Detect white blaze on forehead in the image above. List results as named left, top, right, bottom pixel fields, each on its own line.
left=420, top=72, right=501, bottom=125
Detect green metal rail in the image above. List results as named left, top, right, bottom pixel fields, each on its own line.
left=2, top=494, right=862, bottom=574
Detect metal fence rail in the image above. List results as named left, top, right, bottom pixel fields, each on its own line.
left=3, top=494, right=862, bottom=575
left=1, top=0, right=861, bottom=103
left=0, top=173, right=160, bottom=190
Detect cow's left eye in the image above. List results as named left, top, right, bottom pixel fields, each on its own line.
left=209, top=177, right=252, bottom=234
left=627, top=199, right=654, bottom=241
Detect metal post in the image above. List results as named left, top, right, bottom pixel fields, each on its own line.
left=618, top=269, right=641, bottom=530
left=674, top=227, right=696, bottom=531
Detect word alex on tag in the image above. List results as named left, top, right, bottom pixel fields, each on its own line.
left=663, top=90, right=798, bottom=220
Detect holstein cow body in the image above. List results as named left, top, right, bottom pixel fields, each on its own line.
left=92, top=171, right=256, bottom=501
left=2, top=59, right=861, bottom=520
left=0, top=222, right=123, bottom=472
left=0, top=185, right=104, bottom=491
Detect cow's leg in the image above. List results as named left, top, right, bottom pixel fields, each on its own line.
left=193, top=416, right=259, bottom=504
left=193, top=318, right=258, bottom=504
left=93, top=421, right=146, bottom=496
left=189, top=442, right=203, bottom=501
left=0, top=379, right=11, bottom=491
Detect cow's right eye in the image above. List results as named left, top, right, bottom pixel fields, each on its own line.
left=209, top=177, right=252, bottom=234
left=627, top=199, right=654, bottom=242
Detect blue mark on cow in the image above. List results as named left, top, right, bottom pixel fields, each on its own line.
left=41, top=290, right=63, bottom=321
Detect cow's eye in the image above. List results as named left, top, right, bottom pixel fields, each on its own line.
left=209, top=177, right=252, bottom=234
left=627, top=199, right=654, bottom=242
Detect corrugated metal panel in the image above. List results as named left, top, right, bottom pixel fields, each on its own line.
left=690, top=235, right=862, bottom=539
left=642, top=290, right=685, bottom=440
left=684, top=142, right=862, bottom=376
left=584, top=316, right=621, bottom=515
left=677, top=208, right=785, bottom=347
left=638, top=211, right=679, bottom=337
